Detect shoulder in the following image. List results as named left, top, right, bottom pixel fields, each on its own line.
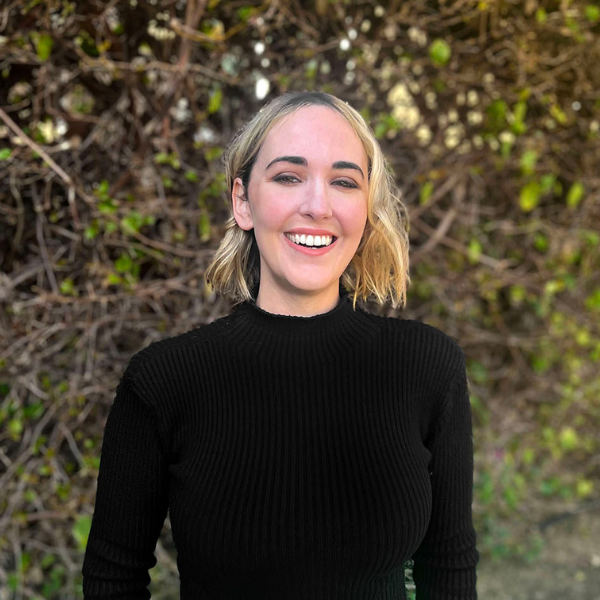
left=120, top=311, right=236, bottom=387
left=362, top=310, right=465, bottom=368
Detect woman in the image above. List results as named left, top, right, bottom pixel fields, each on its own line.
left=82, top=91, right=479, bottom=599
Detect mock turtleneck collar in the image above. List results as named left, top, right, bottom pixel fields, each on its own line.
left=227, top=282, right=376, bottom=343
left=233, top=282, right=356, bottom=336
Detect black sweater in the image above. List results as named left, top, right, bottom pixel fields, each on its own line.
left=82, top=285, right=479, bottom=599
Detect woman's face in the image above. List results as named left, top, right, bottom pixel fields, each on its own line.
left=232, top=105, right=369, bottom=308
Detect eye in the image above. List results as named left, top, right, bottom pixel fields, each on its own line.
left=333, top=179, right=359, bottom=189
left=273, top=174, right=300, bottom=184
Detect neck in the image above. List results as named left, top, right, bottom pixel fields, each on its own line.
left=255, top=281, right=343, bottom=317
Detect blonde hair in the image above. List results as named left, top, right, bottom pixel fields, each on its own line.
left=204, top=91, right=410, bottom=310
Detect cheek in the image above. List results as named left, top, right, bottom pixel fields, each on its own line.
left=343, top=203, right=368, bottom=236
left=251, top=192, right=290, bottom=236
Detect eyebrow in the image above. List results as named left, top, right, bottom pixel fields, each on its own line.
left=265, top=156, right=365, bottom=180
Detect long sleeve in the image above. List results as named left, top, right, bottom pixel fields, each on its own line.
left=82, top=378, right=170, bottom=599
left=411, top=355, right=479, bottom=600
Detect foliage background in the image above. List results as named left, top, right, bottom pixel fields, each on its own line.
left=1, top=0, right=599, bottom=597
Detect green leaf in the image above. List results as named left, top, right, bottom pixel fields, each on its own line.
left=566, top=181, right=584, bottom=208
left=428, top=38, right=451, bottom=67
left=0, top=148, right=12, bottom=160
left=374, top=122, right=387, bottom=139
left=121, top=211, right=145, bottom=235
left=40, top=553, right=56, bottom=569
left=467, top=238, right=482, bottom=264
left=34, top=33, right=53, bottom=61
left=84, top=222, right=99, bottom=241
left=559, top=426, right=578, bottom=451
left=486, top=99, right=507, bottom=131
left=185, top=170, right=199, bottom=183
left=99, top=201, right=118, bottom=215
left=511, top=101, right=527, bottom=135
left=584, top=289, right=600, bottom=312
left=237, top=6, right=254, bottom=21
left=550, top=104, right=568, bottom=125
left=59, top=278, right=75, bottom=295
left=208, top=85, right=223, bottom=114
left=535, top=8, right=547, bottom=23
left=539, top=173, right=556, bottom=194
left=576, top=478, right=594, bottom=498
left=115, top=253, right=134, bottom=274
left=203, top=146, right=223, bottom=162
left=419, top=181, right=434, bottom=204
left=198, top=211, right=211, bottom=243
left=72, top=515, right=92, bottom=551
left=533, top=233, right=548, bottom=252
left=585, top=4, right=600, bottom=22
left=97, top=179, right=110, bottom=199
left=519, top=181, right=541, bottom=212
left=9, top=417, right=23, bottom=439
left=520, top=150, right=538, bottom=176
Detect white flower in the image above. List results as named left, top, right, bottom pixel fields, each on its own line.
left=416, top=124, right=432, bottom=146
left=408, top=26, right=427, bottom=47
left=425, top=91, right=437, bottom=110
left=444, top=124, right=464, bottom=149
left=467, top=90, right=479, bottom=106
left=255, top=76, right=270, bottom=100
left=194, top=125, right=217, bottom=144
left=171, top=97, right=191, bottom=123
left=387, top=83, right=421, bottom=129
left=339, top=38, right=351, bottom=51
left=499, top=131, right=515, bottom=144
left=408, top=80, right=420, bottom=94
left=55, top=117, right=68, bottom=137
left=467, top=111, right=483, bottom=125
left=457, top=140, right=471, bottom=154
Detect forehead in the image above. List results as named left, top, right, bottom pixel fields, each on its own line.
left=258, top=105, right=367, bottom=165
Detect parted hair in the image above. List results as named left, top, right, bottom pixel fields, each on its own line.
left=204, top=91, right=411, bottom=309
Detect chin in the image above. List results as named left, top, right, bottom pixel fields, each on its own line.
left=284, top=278, right=339, bottom=295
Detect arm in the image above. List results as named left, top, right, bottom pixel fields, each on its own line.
left=412, top=356, right=479, bottom=600
left=82, top=378, right=170, bottom=599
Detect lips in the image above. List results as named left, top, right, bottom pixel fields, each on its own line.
left=283, top=233, right=338, bottom=255
left=284, top=228, right=338, bottom=238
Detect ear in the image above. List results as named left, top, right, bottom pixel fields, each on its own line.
left=231, top=177, right=254, bottom=231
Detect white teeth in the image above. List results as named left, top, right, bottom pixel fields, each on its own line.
left=285, top=233, right=334, bottom=247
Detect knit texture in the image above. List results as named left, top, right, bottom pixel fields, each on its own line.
left=82, top=285, right=479, bottom=599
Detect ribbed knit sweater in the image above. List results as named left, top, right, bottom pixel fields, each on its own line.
left=82, top=285, right=479, bottom=599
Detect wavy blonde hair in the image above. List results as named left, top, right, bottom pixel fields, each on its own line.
left=204, top=91, right=410, bottom=310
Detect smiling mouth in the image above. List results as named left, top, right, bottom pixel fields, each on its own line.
left=284, top=232, right=337, bottom=248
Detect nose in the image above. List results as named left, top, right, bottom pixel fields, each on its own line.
left=299, top=178, right=333, bottom=220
